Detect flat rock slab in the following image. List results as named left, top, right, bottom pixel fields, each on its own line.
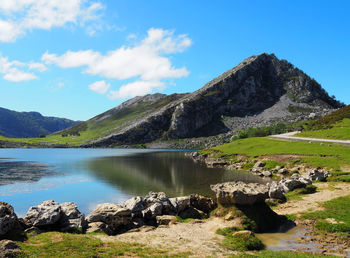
left=210, top=181, right=269, bottom=205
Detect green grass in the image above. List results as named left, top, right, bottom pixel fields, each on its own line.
left=222, top=233, right=264, bottom=251
left=284, top=185, right=317, bottom=201
left=17, top=231, right=190, bottom=257
left=263, top=160, right=286, bottom=170
left=297, top=118, right=350, bottom=140
left=301, top=195, right=350, bottom=235
left=231, top=250, right=333, bottom=257
left=201, top=137, right=350, bottom=171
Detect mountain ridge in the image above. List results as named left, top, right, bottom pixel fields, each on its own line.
left=0, top=107, right=79, bottom=138
left=54, top=53, right=343, bottom=147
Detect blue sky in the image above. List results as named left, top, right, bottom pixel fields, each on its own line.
left=0, top=0, right=349, bottom=121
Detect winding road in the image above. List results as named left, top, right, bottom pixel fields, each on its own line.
left=269, top=131, right=350, bottom=145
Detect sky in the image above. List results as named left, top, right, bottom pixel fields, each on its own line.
left=0, top=0, right=349, bottom=121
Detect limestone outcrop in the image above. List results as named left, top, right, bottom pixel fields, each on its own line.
left=210, top=182, right=269, bottom=205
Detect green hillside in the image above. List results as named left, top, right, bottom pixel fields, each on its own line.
left=297, top=105, right=350, bottom=140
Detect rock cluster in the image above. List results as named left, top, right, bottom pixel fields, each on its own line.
left=86, top=192, right=216, bottom=235
left=23, top=200, right=85, bottom=232
left=0, top=240, right=21, bottom=257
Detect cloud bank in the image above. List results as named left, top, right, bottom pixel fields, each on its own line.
left=0, top=0, right=104, bottom=42
left=43, top=28, right=192, bottom=99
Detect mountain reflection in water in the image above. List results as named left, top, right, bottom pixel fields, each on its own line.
left=86, top=151, right=267, bottom=198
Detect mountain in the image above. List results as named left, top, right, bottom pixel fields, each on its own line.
left=0, top=107, right=79, bottom=138
left=60, top=53, right=342, bottom=147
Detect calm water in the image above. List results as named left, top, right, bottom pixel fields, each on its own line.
left=0, top=149, right=266, bottom=217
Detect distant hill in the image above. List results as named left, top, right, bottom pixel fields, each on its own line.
left=58, top=53, right=342, bottom=148
left=0, top=107, right=79, bottom=138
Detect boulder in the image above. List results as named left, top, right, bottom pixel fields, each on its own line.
left=0, top=240, right=21, bottom=258
left=305, top=169, right=330, bottom=181
left=268, top=182, right=286, bottom=201
left=210, top=182, right=269, bottom=205
left=0, top=202, right=20, bottom=236
left=123, top=196, right=145, bottom=216
left=277, top=168, right=289, bottom=175
left=144, top=192, right=169, bottom=204
left=261, top=171, right=272, bottom=177
left=144, top=192, right=175, bottom=215
left=142, top=202, right=163, bottom=220
left=24, top=200, right=61, bottom=227
left=86, top=222, right=110, bottom=234
left=24, top=201, right=85, bottom=232
left=253, top=161, right=265, bottom=168
left=156, top=215, right=177, bottom=226
left=278, top=174, right=311, bottom=193
left=169, top=196, right=190, bottom=214
left=86, top=203, right=131, bottom=234
left=59, top=202, right=85, bottom=232
left=178, top=207, right=205, bottom=219
left=189, top=194, right=217, bottom=214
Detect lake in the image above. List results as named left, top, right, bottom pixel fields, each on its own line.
left=0, top=148, right=266, bottom=217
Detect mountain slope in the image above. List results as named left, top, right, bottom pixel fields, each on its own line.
left=0, top=107, right=79, bottom=138
left=59, top=53, right=342, bottom=147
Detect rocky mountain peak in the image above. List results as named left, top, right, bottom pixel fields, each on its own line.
left=79, top=53, right=342, bottom=147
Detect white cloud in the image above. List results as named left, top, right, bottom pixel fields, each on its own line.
left=0, top=0, right=104, bottom=42
left=42, top=28, right=192, bottom=99
left=28, top=62, right=47, bottom=72
left=0, top=54, right=44, bottom=82
left=89, top=80, right=110, bottom=94
left=108, top=80, right=164, bottom=99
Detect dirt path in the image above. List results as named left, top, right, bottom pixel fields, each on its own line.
left=274, top=182, right=350, bottom=215
left=96, top=217, right=239, bottom=257
left=269, top=131, right=350, bottom=145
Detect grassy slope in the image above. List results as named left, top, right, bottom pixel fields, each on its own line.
left=203, top=137, right=350, bottom=171
left=296, top=105, right=350, bottom=140
left=297, top=118, right=350, bottom=140
left=0, top=96, right=177, bottom=146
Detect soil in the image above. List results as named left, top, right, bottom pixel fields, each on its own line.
left=274, top=182, right=350, bottom=215
left=96, top=217, right=239, bottom=257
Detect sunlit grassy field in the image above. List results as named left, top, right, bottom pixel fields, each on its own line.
left=201, top=137, right=350, bottom=172
left=297, top=118, right=350, bottom=140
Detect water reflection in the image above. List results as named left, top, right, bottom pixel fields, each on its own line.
left=86, top=151, right=267, bottom=198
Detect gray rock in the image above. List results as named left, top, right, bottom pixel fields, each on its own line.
left=178, top=207, right=205, bottom=219
left=0, top=240, right=21, bottom=258
left=0, top=202, right=19, bottom=236
left=278, top=173, right=312, bottom=193
left=24, top=200, right=61, bottom=227
left=59, top=202, right=85, bottom=232
left=210, top=181, right=269, bottom=205
left=189, top=194, right=217, bottom=214
left=262, top=171, right=272, bottom=177
left=254, top=161, right=265, bottom=168
left=278, top=168, right=289, bottom=175
left=268, top=182, right=286, bottom=201
left=169, top=196, right=190, bottom=214
left=86, top=203, right=132, bottom=234
left=123, top=196, right=145, bottom=215
left=144, top=192, right=169, bottom=204
left=142, top=202, right=163, bottom=220
left=86, top=222, right=110, bottom=234
left=156, top=215, right=177, bottom=225
left=305, top=169, right=330, bottom=181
